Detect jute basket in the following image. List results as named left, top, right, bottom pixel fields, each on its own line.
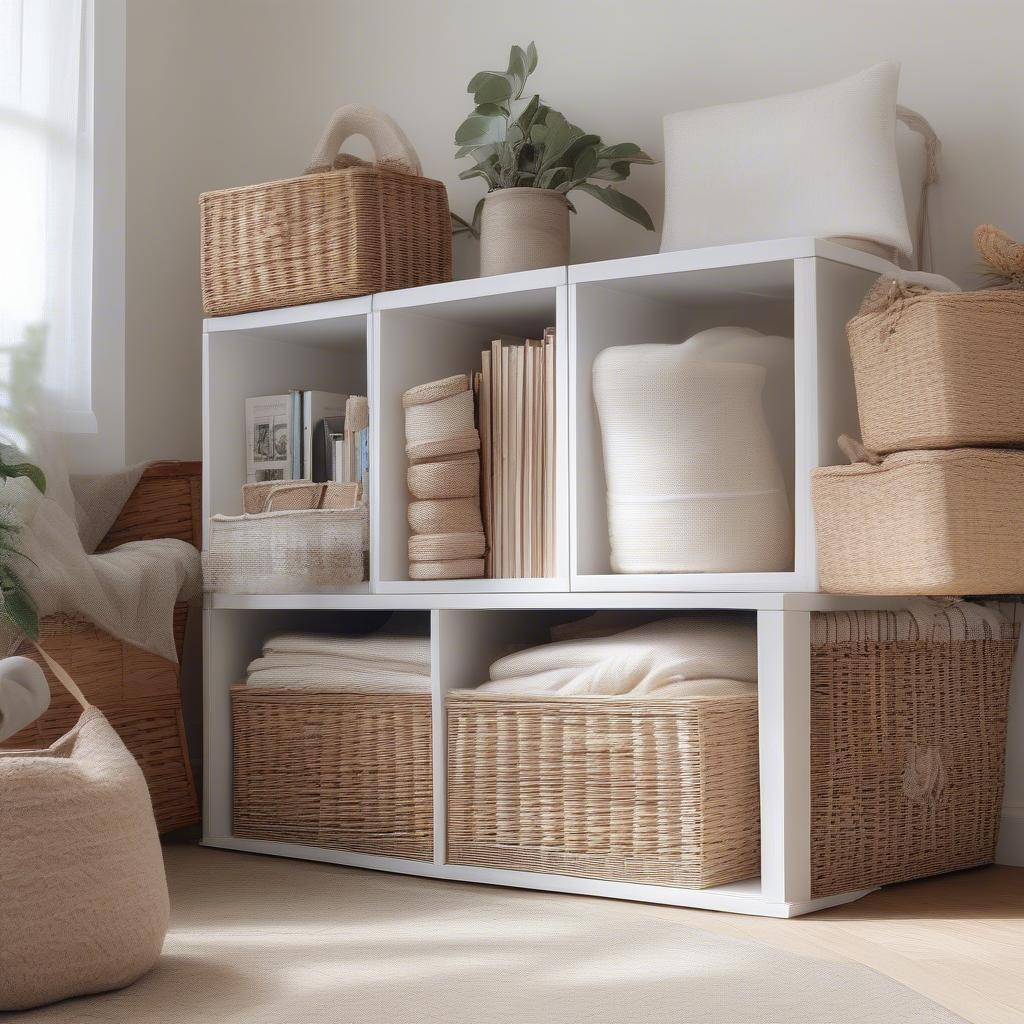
left=204, top=506, right=368, bottom=593
left=231, top=687, right=432, bottom=860
left=809, top=611, right=1017, bottom=898
left=812, top=437, right=1024, bottom=595
left=1, top=462, right=201, bottom=835
left=200, top=105, right=451, bottom=316
left=446, top=693, right=760, bottom=888
left=848, top=280, right=1024, bottom=453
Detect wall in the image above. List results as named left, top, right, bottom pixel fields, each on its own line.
left=124, top=0, right=1024, bottom=860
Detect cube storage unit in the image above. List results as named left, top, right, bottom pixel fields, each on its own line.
left=203, top=238, right=1008, bottom=917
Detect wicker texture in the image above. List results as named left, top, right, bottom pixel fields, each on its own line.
left=407, top=457, right=480, bottom=500
left=812, top=446, right=1024, bottom=594
left=479, top=188, right=570, bottom=277
left=231, top=688, right=432, bottom=860
left=204, top=506, right=368, bottom=593
left=200, top=164, right=451, bottom=316
left=446, top=693, right=761, bottom=888
left=407, top=498, right=482, bottom=536
left=2, top=463, right=201, bottom=834
left=242, top=480, right=359, bottom=515
left=404, top=375, right=484, bottom=580
left=849, top=283, right=1024, bottom=453
left=809, top=619, right=1017, bottom=898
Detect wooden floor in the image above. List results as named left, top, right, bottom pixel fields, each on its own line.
left=646, top=866, right=1024, bottom=1024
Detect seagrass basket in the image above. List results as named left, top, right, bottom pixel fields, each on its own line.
left=231, top=687, right=433, bottom=859
left=808, top=611, right=1018, bottom=898
left=446, top=692, right=761, bottom=888
left=811, top=440, right=1024, bottom=595
left=2, top=462, right=201, bottom=834
left=200, top=105, right=451, bottom=317
left=848, top=280, right=1024, bottom=453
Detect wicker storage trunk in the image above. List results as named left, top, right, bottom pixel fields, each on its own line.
left=812, top=446, right=1024, bottom=595
left=200, top=106, right=451, bottom=317
left=849, top=281, right=1024, bottom=455
left=808, top=615, right=1017, bottom=898
left=231, top=687, right=433, bottom=860
left=446, top=693, right=761, bottom=888
left=1, top=462, right=200, bottom=834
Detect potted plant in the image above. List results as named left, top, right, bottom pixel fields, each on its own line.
left=452, top=42, right=655, bottom=276
left=0, top=443, right=45, bottom=641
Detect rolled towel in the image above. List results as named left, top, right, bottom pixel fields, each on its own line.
left=0, top=656, right=51, bottom=742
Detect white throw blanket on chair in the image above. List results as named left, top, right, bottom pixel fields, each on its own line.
left=4, top=432, right=200, bottom=662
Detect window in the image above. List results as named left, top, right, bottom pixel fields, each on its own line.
left=0, top=0, right=94, bottom=432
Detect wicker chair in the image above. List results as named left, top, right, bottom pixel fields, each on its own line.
left=1, top=462, right=201, bottom=834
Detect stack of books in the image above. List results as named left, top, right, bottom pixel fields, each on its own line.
left=476, top=328, right=556, bottom=578
left=244, top=390, right=368, bottom=493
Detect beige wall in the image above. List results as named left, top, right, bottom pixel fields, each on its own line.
left=124, top=0, right=1024, bottom=860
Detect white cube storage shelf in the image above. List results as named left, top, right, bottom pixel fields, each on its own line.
left=203, top=237, right=909, bottom=916
left=204, top=238, right=889, bottom=594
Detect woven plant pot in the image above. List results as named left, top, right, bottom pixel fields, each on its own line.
left=479, top=188, right=570, bottom=277
left=849, top=282, right=1024, bottom=453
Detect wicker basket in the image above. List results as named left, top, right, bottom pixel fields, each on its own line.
left=200, top=105, right=451, bottom=317
left=848, top=280, right=1024, bottom=453
left=231, top=687, right=433, bottom=859
left=446, top=693, right=760, bottom=888
left=1, top=462, right=200, bottom=834
left=812, top=439, right=1024, bottom=595
left=809, top=613, right=1017, bottom=898
left=204, top=505, right=368, bottom=593
left=242, top=480, right=360, bottom=515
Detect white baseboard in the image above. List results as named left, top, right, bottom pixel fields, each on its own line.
left=996, top=805, right=1024, bottom=867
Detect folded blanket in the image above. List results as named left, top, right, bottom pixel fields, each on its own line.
left=246, top=667, right=431, bottom=693
left=261, top=633, right=430, bottom=670
left=477, top=614, right=757, bottom=697
left=246, top=632, right=431, bottom=693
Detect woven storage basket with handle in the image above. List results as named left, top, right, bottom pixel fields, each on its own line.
left=809, top=609, right=1017, bottom=898
left=446, top=692, right=760, bottom=888
left=848, top=279, right=1024, bottom=453
left=811, top=437, right=1024, bottom=595
left=200, top=105, right=451, bottom=316
left=1, top=462, right=201, bottom=834
left=231, top=687, right=433, bottom=859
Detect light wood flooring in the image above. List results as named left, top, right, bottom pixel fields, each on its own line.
left=648, top=866, right=1024, bottom=1024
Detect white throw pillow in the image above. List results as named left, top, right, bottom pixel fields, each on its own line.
left=661, top=63, right=912, bottom=261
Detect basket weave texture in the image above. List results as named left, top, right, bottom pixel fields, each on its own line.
left=200, top=165, right=451, bottom=317
left=446, top=693, right=760, bottom=888
left=812, top=446, right=1024, bottom=595
left=848, top=283, right=1024, bottom=453
left=808, top=618, right=1017, bottom=898
left=2, top=462, right=201, bottom=834
left=231, top=687, right=433, bottom=859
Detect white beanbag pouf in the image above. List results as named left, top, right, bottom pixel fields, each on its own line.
left=0, top=649, right=168, bottom=1011
left=661, top=63, right=913, bottom=262
left=593, top=335, right=793, bottom=573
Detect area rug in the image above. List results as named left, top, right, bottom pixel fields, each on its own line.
left=8, top=845, right=967, bottom=1024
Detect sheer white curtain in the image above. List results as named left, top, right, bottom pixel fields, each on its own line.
left=0, top=0, right=94, bottom=433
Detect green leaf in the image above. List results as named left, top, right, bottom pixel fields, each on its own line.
left=598, top=143, right=655, bottom=165
left=515, top=94, right=544, bottom=134
left=526, top=41, right=538, bottom=75
left=536, top=166, right=571, bottom=189
left=471, top=71, right=514, bottom=106
left=1, top=585, right=38, bottom=641
left=455, top=114, right=506, bottom=147
left=474, top=102, right=506, bottom=117
left=574, top=183, right=655, bottom=230
left=589, top=161, right=630, bottom=181
left=572, top=142, right=599, bottom=181
left=507, top=46, right=528, bottom=95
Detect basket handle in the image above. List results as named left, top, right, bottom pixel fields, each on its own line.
left=31, top=642, right=91, bottom=710
left=261, top=482, right=326, bottom=513
left=896, top=106, right=940, bottom=272
left=306, top=104, right=423, bottom=177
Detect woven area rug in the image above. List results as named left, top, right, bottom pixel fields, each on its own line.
left=10, top=845, right=967, bottom=1024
